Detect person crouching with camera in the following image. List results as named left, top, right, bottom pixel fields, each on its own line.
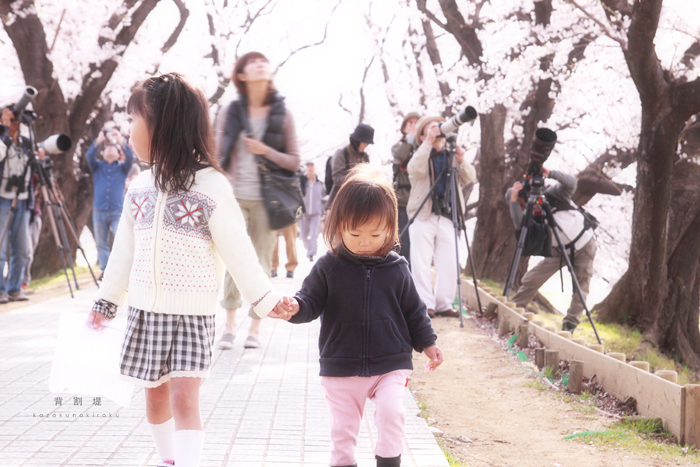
left=0, top=106, right=44, bottom=303
left=506, top=167, right=596, bottom=333
left=407, top=116, right=476, bottom=318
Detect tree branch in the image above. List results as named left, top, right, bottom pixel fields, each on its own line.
left=69, top=0, right=161, bottom=142
left=564, top=0, right=626, bottom=49
left=161, top=0, right=189, bottom=53
left=275, top=2, right=340, bottom=71
left=415, top=0, right=448, bottom=32
left=623, top=0, right=667, bottom=107
left=358, top=56, right=375, bottom=124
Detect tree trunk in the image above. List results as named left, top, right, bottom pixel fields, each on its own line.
left=470, top=105, right=518, bottom=282
left=1, top=0, right=162, bottom=278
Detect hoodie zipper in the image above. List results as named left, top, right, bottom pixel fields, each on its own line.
left=363, top=266, right=372, bottom=376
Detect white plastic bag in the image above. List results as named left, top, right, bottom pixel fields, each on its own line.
left=49, top=310, right=134, bottom=407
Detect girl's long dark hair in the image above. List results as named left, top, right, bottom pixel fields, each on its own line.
left=127, top=73, right=222, bottom=192
left=324, top=164, right=398, bottom=257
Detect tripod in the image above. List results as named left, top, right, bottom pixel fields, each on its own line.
left=399, top=137, right=483, bottom=328
left=0, top=120, right=99, bottom=298
left=502, top=176, right=602, bottom=345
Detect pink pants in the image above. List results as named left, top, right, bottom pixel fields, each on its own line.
left=321, top=369, right=411, bottom=466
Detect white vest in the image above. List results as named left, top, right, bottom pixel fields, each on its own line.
left=553, top=209, right=593, bottom=251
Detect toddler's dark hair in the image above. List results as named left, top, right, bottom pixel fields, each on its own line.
left=324, top=164, right=398, bottom=256
left=127, top=73, right=221, bottom=192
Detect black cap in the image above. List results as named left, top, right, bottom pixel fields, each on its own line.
left=350, top=123, right=375, bottom=144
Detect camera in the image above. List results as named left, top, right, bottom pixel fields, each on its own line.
left=519, top=128, right=557, bottom=200
left=439, top=106, right=477, bottom=136
left=4, top=174, right=25, bottom=193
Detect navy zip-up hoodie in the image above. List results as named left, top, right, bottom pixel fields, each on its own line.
left=290, top=249, right=437, bottom=377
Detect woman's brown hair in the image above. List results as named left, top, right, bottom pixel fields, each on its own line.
left=127, top=73, right=222, bottom=193
left=324, top=164, right=398, bottom=256
left=232, top=51, right=276, bottom=106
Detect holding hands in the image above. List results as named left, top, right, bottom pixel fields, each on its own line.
left=269, top=296, right=300, bottom=321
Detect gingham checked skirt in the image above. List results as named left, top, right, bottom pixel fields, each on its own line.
left=120, top=307, right=216, bottom=388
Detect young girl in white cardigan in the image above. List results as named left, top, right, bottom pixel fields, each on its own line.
left=87, top=73, right=282, bottom=467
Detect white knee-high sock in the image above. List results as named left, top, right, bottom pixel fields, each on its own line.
left=174, top=430, right=205, bottom=467
left=148, top=418, right=175, bottom=463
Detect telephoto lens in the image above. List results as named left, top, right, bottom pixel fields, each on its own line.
left=439, top=106, right=477, bottom=135
left=530, top=128, right=557, bottom=164
left=38, top=134, right=72, bottom=154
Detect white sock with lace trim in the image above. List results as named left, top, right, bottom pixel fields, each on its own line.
left=174, top=429, right=205, bottom=467
left=148, top=418, right=175, bottom=463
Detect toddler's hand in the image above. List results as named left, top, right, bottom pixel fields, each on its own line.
left=86, top=310, right=107, bottom=332
left=268, top=296, right=300, bottom=321
left=424, top=345, right=444, bottom=371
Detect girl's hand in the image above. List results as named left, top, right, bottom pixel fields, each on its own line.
left=268, top=296, right=300, bottom=321
left=242, top=137, right=270, bottom=156
left=86, top=310, right=107, bottom=332
left=424, top=345, right=444, bottom=371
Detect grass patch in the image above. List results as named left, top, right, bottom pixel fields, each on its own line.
left=516, top=309, right=698, bottom=384
left=29, top=265, right=92, bottom=290
left=410, top=388, right=469, bottom=466
left=435, top=437, right=469, bottom=467
left=566, top=418, right=700, bottom=461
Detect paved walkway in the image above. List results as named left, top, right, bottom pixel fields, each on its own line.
left=0, top=255, right=448, bottom=467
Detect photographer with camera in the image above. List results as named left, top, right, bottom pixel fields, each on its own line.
left=86, top=128, right=134, bottom=280
left=506, top=167, right=596, bottom=333
left=407, top=115, right=476, bottom=318
left=392, top=112, right=420, bottom=266
left=0, top=106, right=44, bottom=303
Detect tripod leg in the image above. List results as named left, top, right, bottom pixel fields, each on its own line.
left=54, top=204, right=79, bottom=290
left=399, top=167, right=448, bottom=241
left=503, top=198, right=537, bottom=298
left=41, top=166, right=99, bottom=286
left=543, top=204, right=602, bottom=345
left=446, top=170, right=466, bottom=328
left=41, top=186, right=73, bottom=298
left=453, top=176, right=483, bottom=316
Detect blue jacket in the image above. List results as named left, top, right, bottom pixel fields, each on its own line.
left=86, top=141, right=134, bottom=211
left=290, top=249, right=437, bottom=377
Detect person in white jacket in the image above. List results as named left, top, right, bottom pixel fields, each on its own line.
left=406, top=115, right=477, bottom=318
left=86, top=73, right=282, bottom=467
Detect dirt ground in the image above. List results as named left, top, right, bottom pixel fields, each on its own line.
left=410, top=315, right=691, bottom=467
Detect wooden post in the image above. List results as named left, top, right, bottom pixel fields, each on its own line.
left=630, top=361, right=650, bottom=372
left=545, top=350, right=560, bottom=378
left=656, top=370, right=678, bottom=384
left=608, top=352, right=626, bottom=362
left=568, top=360, right=584, bottom=394
left=517, top=324, right=529, bottom=349
left=484, top=302, right=498, bottom=318
left=684, top=385, right=700, bottom=448
left=498, top=314, right=510, bottom=337
left=535, top=348, right=545, bottom=369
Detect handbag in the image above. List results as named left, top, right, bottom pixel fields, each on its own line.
left=233, top=101, right=305, bottom=230
left=256, top=156, right=306, bottom=230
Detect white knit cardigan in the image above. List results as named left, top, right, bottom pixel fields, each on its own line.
left=94, top=167, right=280, bottom=318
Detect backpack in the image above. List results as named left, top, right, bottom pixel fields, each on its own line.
left=324, top=148, right=350, bottom=195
